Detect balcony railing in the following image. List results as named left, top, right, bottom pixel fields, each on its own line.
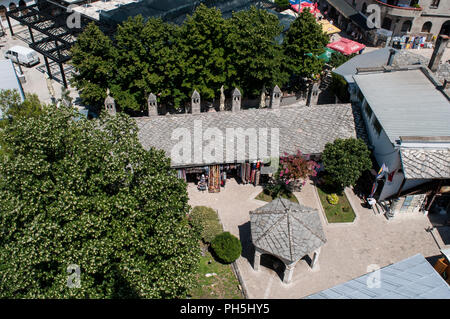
left=374, top=0, right=423, bottom=11
left=374, top=0, right=423, bottom=18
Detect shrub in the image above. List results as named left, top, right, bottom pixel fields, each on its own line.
left=211, top=232, right=242, bottom=264
left=327, top=193, right=339, bottom=205
left=190, top=206, right=223, bottom=243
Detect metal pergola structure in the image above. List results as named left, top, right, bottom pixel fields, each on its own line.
left=5, top=1, right=111, bottom=87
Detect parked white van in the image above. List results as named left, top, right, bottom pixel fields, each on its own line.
left=4, top=46, right=40, bottom=67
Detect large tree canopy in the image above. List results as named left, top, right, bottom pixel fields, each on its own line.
left=227, top=6, right=288, bottom=97
left=177, top=4, right=229, bottom=101
left=322, top=138, right=372, bottom=190
left=71, top=6, right=330, bottom=112
left=0, top=106, right=200, bottom=298
left=70, top=23, right=117, bottom=110
left=283, top=9, right=329, bottom=80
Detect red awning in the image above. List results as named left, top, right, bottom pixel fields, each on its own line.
left=326, top=38, right=366, bottom=55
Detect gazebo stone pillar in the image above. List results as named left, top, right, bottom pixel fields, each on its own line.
left=253, top=248, right=263, bottom=271
left=311, top=247, right=321, bottom=270
left=283, top=261, right=298, bottom=284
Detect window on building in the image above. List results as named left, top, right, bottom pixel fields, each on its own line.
left=421, top=22, right=432, bottom=33
left=373, top=117, right=382, bottom=136
left=382, top=18, right=392, bottom=30
left=430, top=0, right=440, bottom=8
left=365, top=103, right=373, bottom=118
left=401, top=20, right=412, bottom=33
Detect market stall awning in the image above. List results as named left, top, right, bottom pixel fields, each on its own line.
left=318, top=20, right=341, bottom=35
left=327, top=38, right=365, bottom=55
left=290, top=0, right=320, bottom=15
left=306, top=47, right=336, bottom=62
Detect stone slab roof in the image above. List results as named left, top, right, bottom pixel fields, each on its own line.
left=135, top=104, right=367, bottom=167
left=249, top=198, right=326, bottom=264
left=400, top=148, right=450, bottom=179
left=334, top=48, right=450, bottom=85
left=306, top=254, right=450, bottom=299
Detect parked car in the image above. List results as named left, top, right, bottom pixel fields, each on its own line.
left=4, top=46, right=40, bottom=67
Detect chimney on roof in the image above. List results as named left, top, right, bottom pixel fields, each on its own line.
left=191, top=90, right=201, bottom=114
left=147, top=93, right=158, bottom=116
left=387, top=48, right=396, bottom=66
left=104, top=89, right=116, bottom=116
left=270, top=85, right=281, bottom=109
left=428, top=35, right=449, bottom=72
left=232, top=88, right=241, bottom=112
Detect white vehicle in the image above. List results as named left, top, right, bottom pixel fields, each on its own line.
left=4, top=46, right=40, bottom=67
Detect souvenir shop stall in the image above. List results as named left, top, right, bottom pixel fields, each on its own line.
left=391, top=34, right=434, bottom=50
left=176, top=161, right=266, bottom=193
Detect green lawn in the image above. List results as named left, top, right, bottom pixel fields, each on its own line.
left=255, top=191, right=299, bottom=203
left=316, top=186, right=356, bottom=223
left=189, top=247, right=243, bottom=299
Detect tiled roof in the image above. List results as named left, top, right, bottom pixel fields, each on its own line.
left=249, top=198, right=326, bottom=264
left=306, top=254, right=450, bottom=299
left=400, top=148, right=450, bottom=179
left=136, top=104, right=368, bottom=167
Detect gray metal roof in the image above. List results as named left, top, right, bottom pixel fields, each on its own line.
left=353, top=69, right=450, bottom=144
left=250, top=198, right=326, bottom=263
left=400, top=148, right=450, bottom=179
left=136, top=104, right=368, bottom=167
left=306, top=254, right=450, bottom=299
left=0, top=59, right=25, bottom=119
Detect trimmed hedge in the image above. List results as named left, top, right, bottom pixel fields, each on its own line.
left=211, top=232, right=242, bottom=264
left=190, top=206, right=223, bottom=243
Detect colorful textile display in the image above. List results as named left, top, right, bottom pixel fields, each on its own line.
left=208, top=165, right=221, bottom=193
left=177, top=169, right=186, bottom=182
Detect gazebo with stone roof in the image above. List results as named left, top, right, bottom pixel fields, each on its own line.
left=250, top=198, right=327, bottom=284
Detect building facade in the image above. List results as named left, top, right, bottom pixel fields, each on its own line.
left=321, top=0, right=449, bottom=43
left=347, top=0, right=450, bottom=38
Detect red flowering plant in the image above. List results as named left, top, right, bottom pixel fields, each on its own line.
left=278, top=151, right=320, bottom=187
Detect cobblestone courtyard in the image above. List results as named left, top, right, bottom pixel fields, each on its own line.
left=188, top=178, right=445, bottom=299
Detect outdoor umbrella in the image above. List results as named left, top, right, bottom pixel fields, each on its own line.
left=306, top=48, right=336, bottom=63
left=327, top=38, right=366, bottom=55
left=318, top=20, right=341, bottom=35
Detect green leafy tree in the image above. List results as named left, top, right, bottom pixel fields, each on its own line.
left=113, top=16, right=184, bottom=111
left=71, top=23, right=117, bottom=110
left=177, top=4, right=229, bottom=102
left=226, top=6, right=288, bottom=97
left=328, top=52, right=356, bottom=68
left=322, top=138, right=372, bottom=190
left=275, top=0, right=291, bottom=11
left=0, top=90, right=46, bottom=157
left=283, top=9, right=329, bottom=80
left=0, top=107, right=200, bottom=298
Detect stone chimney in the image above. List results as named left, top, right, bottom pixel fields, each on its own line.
left=270, top=85, right=281, bottom=109
left=429, top=35, right=449, bottom=72
left=104, top=89, right=116, bottom=116
left=147, top=93, right=158, bottom=116
left=232, top=88, right=241, bottom=112
left=387, top=48, right=396, bottom=66
left=191, top=90, right=201, bottom=114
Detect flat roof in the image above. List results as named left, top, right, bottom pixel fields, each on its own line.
left=0, top=60, right=25, bottom=119
left=306, top=254, right=450, bottom=299
left=353, top=69, right=450, bottom=144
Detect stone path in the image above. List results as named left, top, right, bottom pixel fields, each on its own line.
left=188, top=178, right=443, bottom=299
